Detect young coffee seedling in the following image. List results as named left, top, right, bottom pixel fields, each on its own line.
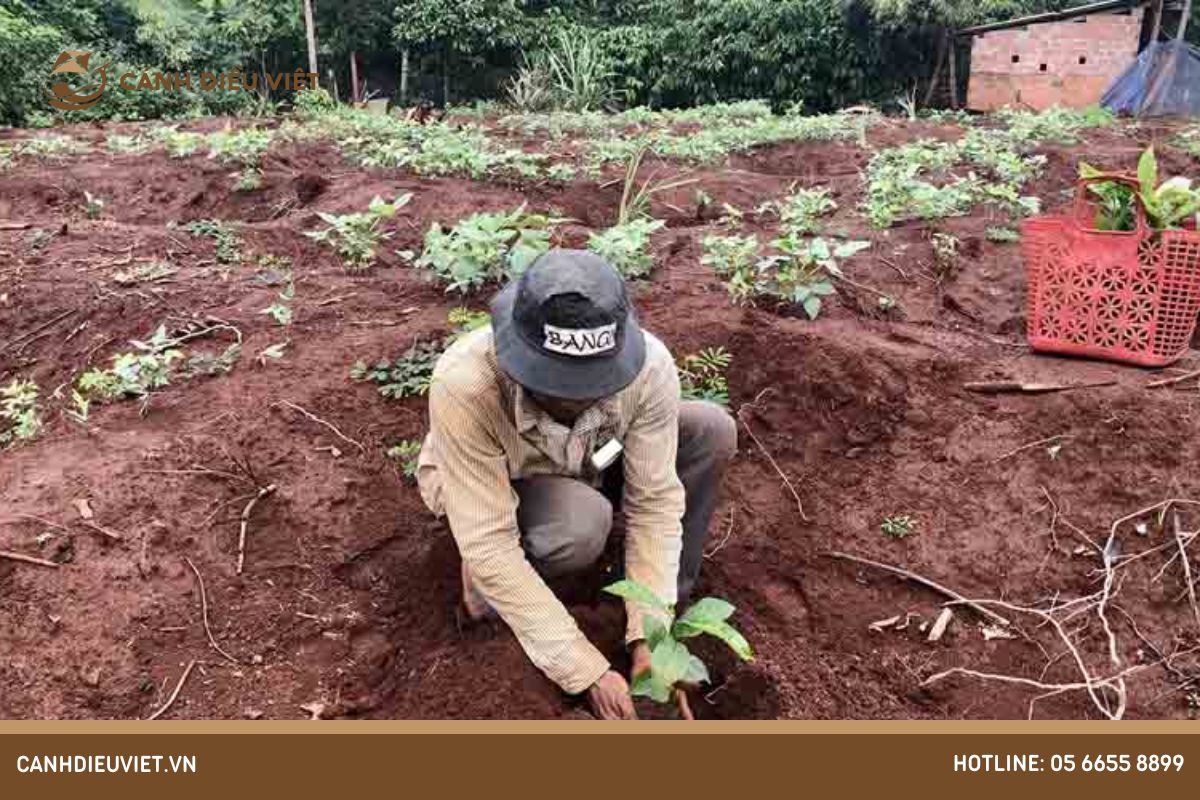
left=1081, top=147, right=1200, bottom=231
left=758, top=235, right=872, bottom=319
left=351, top=340, right=443, bottom=399
left=184, top=219, right=242, bottom=265
left=261, top=282, right=295, bottom=326
left=386, top=439, right=423, bottom=480
left=679, top=347, right=732, bottom=407
left=1, top=379, right=42, bottom=447
left=587, top=217, right=664, bottom=278
left=78, top=326, right=184, bottom=403
left=603, top=579, right=753, bottom=718
left=415, top=204, right=557, bottom=292
left=701, top=233, right=760, bottom=303
left=881, top=515, right=917, bottom=539
left=775, top=187, right=837, bottom=234
left=447, top=308, right=491, bottom=341
left=306, top=194, right=410, bottom=272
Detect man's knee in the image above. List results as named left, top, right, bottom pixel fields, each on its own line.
left=516, top=477, right=612, bottom=577
left=678, top=401, right=738, bottom=463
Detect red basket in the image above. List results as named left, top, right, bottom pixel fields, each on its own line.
left=1022, top=175, right=1200, bottom=367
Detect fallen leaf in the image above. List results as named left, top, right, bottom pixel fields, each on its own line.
left=868, top=615, right=901, bottom=632
left=73, top=498, right=94, bottom=520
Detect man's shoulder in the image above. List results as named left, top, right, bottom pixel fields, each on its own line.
left=431, top=326, right=501, bottom=402
left=641, top=330, right=675, bottom=370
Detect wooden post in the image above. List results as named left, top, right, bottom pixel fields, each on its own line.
left=924, top=33, right=947, bottom=107
left=302, top=0, right=318, bottom=77
left=947, top=32, right=959, bottom=109
left=1151, top=0, right=1165, bottom=42
left=1178, top=0, right=1193, bottom=40
left=350, top=50, right=360, bottom=103
left=442, top=48, right=450, bottom=106
left=400, top=48, right=410, bottom=105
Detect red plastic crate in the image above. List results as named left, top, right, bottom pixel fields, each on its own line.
left=1022, top=176, right=1200, bottom=367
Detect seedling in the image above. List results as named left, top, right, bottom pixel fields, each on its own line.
left=77, top=326, right=184, bottom=402
left=1081, top=147, right=1200, bottom=231
left=1, top=379, right=42, bottom=447
left=415, top=204, right=558, bottom=292
left=602, top=579, right=753, bottom=719
left=447, top=308, right=491, bottom=340
left=615, top=144, right=697, bottom=224
left=83, top=192, right=105, bottom=220
left=587, top=218, right=664, bottom=278
left=257, top=341, right=289, bottom=366
left=184, top=219, right=242, bottom=265
left=775, top=187, right=837, bottom=234
left=305, top=195, right=410, bottom=272
left=183, top=344, right=242, bottom=378
left=758, top=235, right=871, bottom=319
left=351, top=340, right=443, bottom=399
left=881, top=515, right=917, bottom=539
left=386, top=439, right=423, bottom=480
left=679, top=347, right=732, bottom=407
left=261, top=282, right=295, bottom=326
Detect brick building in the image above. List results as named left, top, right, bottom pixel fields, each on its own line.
left=963, top=0, right=1149, bottom=110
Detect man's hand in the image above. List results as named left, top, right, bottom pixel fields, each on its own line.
left=587, top=670, right=635, bottom=720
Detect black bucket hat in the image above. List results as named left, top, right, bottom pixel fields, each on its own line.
left=491, top=249, right=646, bottom=400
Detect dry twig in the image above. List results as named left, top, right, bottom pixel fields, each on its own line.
left=0, top=550, right=59, bottom=568
left=824, top=551, right=1010, bottom=626
left=737, top=392, right=808, bottom=521
left=273, top=400, right=365, bottom=455
left=184, top=557, right=239, bottom=664
left=146, top=660, right=196, bottom=721
left=236, top=484, right=277, bottom=575
left=1173, top=512, right=1200, bottom=632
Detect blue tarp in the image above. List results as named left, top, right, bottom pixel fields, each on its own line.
left=1103, top=39, right=1200, bottom=117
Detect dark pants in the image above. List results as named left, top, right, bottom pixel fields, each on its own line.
left=512, top=401, right=737, bottom=601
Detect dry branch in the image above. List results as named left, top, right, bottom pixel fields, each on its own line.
left=146, top=660, right=196, bottom=721
left=184, top=557, right=239, bottom=664
left=824, top=551, right=1010, bottom=626
left=236, top=484, right=277, bottom=575
left=0, top=550, right=59, bottom=568
left=737, top=398, right=808, bottom=521
left=273, top=400, right=365, bottom=455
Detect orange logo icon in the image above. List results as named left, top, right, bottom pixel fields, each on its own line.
left=48, top=50, right=109, bottom=111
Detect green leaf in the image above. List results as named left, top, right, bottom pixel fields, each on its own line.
left=650, top=638, right=693, bottom=691
left=643, top=613, right=669, bottom=648
left=674, top=618, right=754, bottom=662
left=683, top=655, right=710, bottom=685
left=1138, top=146, right=1158, bottom=199
left=676, top=597, right=735, bottom=627
left=631, top=670, right=655, bottom=698
left=602, top=579, right=668, bottom=610
left=809, top=238, right=831, bottom=261
left=802, top=295, right=821, bottom=319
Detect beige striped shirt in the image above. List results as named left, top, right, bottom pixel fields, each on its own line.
left=416, top=326, right=685, bottom=694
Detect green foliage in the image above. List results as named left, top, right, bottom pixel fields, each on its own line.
left=305, top=195, right=410, bottom=272
left=541, top=28, right=617, bottom=111
left=1081, top=147, right=1200, bottom=231
left=106, top=134, right=153, bottom=155
left=774, top=187, right=837, bottom=234
left=603, top=579, right=752, bottom=705
left=294, top=87, right=336, bottom=116
left=1, top=379, right=42, bottom=447
left=184, top=219, right=242, bottom=264
left=705, top=231, right=870, bottom=319
left=447, top=307, right=491, bottom=340
left=504, top=62, right=555, bottom=112
left=152, top=126, right=205, bottom=158
left=881, top=514, right=916, bottom=539
left=986, top=226, right=1020, bottom=243
left=678, top=347, right=732, bottom=407
left=587, top=218, right=664, bottom=278
left=415, top=205, right=557, bottom=292
left=351, top=340, right=443, bottom=400
left=386, top=439, right=423, bottom=480
left=183, top=344, right=242, bottom=378
left=0, top=6, right=65, bottom=126
left=78, top=326, right=184, bottom=401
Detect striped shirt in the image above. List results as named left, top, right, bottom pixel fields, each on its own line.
left=416, top=326, right=685, bottom=694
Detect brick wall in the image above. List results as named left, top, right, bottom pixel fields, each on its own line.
left=966, top=9, right=1143, bottom=110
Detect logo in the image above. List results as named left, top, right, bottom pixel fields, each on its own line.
left=47, top=51, right=110, bottom=111
left=543, top=323, right=617, bottom=357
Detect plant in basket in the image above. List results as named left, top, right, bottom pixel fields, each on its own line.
left=1080, top=147, right=1200, bottom=231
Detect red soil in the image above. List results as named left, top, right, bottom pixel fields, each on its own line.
left=2, top=118, right=1199, bottom=720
